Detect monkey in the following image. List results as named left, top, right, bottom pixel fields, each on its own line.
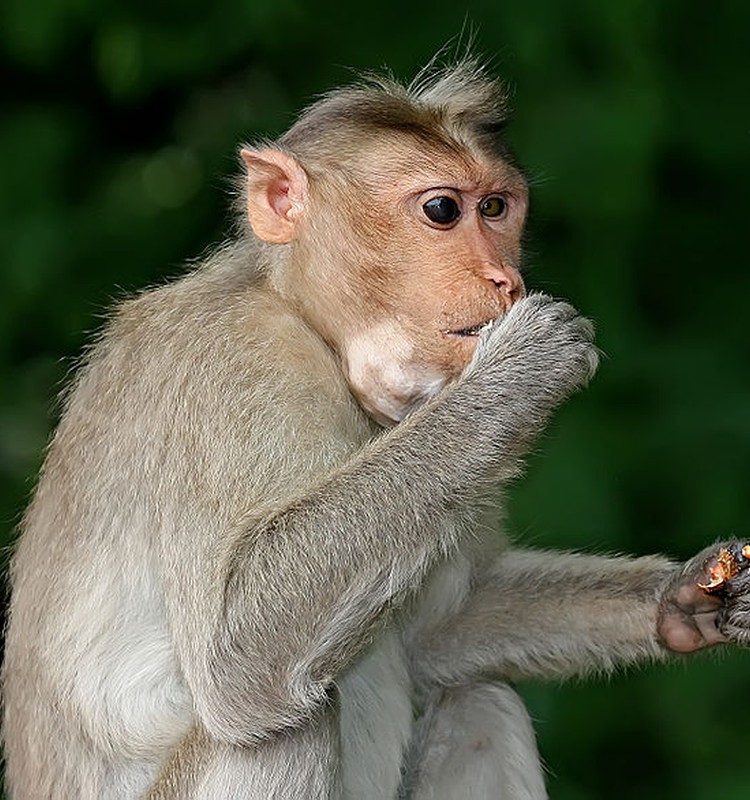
left=3, top=60, right=750, bottom=800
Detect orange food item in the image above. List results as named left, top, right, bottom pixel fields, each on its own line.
left=698, top=544, right=750, bottom=593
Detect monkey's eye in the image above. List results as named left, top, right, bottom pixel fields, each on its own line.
left=422, top=196, right=461, bottom=226
left=480, top=196, right=507, bottom=218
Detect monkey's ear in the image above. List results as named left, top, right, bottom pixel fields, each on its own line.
left=240, top=148, right=309, bottom=244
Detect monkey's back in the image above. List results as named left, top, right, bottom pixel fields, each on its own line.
left=1, top=252, right=377, bottom=798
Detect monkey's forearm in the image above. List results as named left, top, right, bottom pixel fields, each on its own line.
left=411, top=549, right=676, bottom=686
left=197, top=394, right=525, bottom=743
left=172, top=295, right=596, bottom=743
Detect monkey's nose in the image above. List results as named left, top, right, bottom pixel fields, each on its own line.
left=482, top=262, right=525, bottom=309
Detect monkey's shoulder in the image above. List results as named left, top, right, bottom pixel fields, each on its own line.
left=61, top=268, right=375, bottom=463
left=88, top=271, right=334, bottom=393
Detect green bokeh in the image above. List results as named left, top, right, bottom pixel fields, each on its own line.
left=2, top=1, right=749, bottom=797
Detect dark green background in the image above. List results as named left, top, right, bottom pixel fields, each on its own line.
left=2, top=1, right=749, bottom=797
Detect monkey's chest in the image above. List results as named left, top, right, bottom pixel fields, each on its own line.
left=337, top=627, right=413, bottom=800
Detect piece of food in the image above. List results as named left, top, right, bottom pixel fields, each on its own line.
left=698, top=544, right=750, bottom=593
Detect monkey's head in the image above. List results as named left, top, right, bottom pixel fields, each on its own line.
left=241, top=62, right=528, bottom=425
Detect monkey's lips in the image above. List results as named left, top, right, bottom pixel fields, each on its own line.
left=445, top=319, right=496, bottom=337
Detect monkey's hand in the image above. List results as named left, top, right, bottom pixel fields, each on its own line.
left=713, top=544, right=750, bottom=646
left=466, top=292, right=599, bottom=415
left=656, top=541, right=750, bottom=653
left=441, top=293, right=599, bottom=481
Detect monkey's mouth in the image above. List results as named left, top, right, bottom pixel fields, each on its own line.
left=445, top=319, right=496, bottom=337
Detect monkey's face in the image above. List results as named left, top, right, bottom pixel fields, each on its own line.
left=332, top=147, right=528, bottom=425
left=242, top=142, right=527, bottom=426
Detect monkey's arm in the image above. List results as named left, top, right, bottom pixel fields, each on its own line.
left=410, top=547, right=729, bottom=686
left=156, top=294, right=595, bottom=744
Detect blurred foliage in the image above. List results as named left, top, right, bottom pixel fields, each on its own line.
left=2, top=0, right=750, bottom=797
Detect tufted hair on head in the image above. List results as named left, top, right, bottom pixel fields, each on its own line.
left=277, top=59, right=513, bottom=168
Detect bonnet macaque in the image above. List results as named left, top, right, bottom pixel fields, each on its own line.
left=4, top=61, right=750, bottom=800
